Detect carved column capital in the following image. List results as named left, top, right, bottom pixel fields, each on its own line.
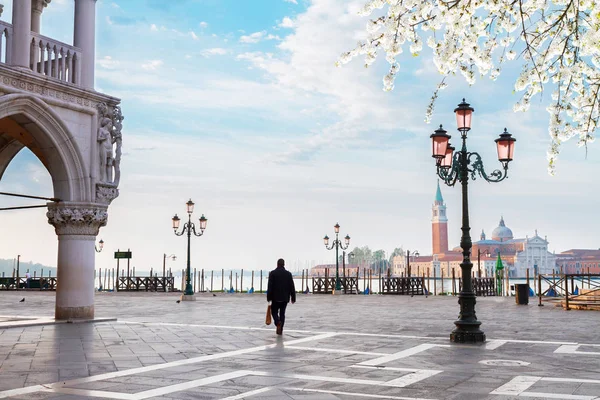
left=32, top=0, right=51, bottom=13
left=47, top=202, right=108, bottom=236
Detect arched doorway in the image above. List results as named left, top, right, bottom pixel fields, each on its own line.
left=0, top=93, right=116, bottom=320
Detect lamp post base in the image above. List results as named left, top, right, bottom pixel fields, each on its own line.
left=181, top=294, right=196, bottom=301
left=450, top=328, right=486, bottom=343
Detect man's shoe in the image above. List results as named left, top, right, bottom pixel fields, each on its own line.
left=276, top=322, right=282, bottom=335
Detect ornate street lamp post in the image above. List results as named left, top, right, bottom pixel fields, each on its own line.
left=477, top=248, right=491, bottom=278
left=406, top=250, right=420, bottom=276
left=95, top=239, right=104, bottom=253
left=431, top=99, right=516, bottom=343
left=163, top=253, right=176, bottom=278
left=323, top=223, right=350, bottom=291
left=172, top=199, right=207, bottom=298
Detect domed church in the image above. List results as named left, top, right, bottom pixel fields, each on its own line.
left=393, top=184, right=556, bottom=278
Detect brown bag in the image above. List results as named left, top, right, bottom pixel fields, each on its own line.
left=265, top=305, right=272, bottom=325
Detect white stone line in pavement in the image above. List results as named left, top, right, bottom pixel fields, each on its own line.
left=0, top=332, right=337, bottom=399
left=23, top=368, right=446, bottom=400
left=358, top=344, right=450, bottom=366
left=0, top=385, right=45, bottom=399
left=37, top=371, right=253, bottom=400
left=119, top=321, right=596, bottom=346
left=386, top=369, right=443, bottom=387
left=541, top=377, right=600, bottom=384
left=491, top=376, right=600, bottom=399
left=350, top=365, right=444, bottom=387
left=285, top=345, right=387, bottom=356
left=39, top=387, right=134, bottom=400
left=490, top=376, right=541, bottom=395
left=281, top=387, right=438, bottom=400
left=119, top=321, right=448, bottom=341
left=518, top=393, right=597, bottom=400
left=253, top=370, right=438, bottom=388
left=221, top=387, right=273, bottom=400
left=351, top=365, right=423, bottom=373
left=485, top=340, right=507, bottom=350
left=555, top=344, right=600, bottom=356
left=133, top=370, right=251, bottom=400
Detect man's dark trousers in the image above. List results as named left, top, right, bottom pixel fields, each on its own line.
left=271, top=301, right=288, bottom=328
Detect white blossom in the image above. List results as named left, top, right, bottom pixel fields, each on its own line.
left=338, top=0, right=600, bottom=175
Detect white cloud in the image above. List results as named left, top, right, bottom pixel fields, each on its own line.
left=279, top=16, right=294, bottom=28
left=97, top=56, right=120, bottom=69
left=201, top=48, right=229, bottom=57
left=240, top=31, right=266, bottom=43
left=106, top=16, right=113, bottom=25
left=189, top=31, right=199, bottom=40
left=150, top=24, right=158, bottom=31
left=141, top=60, right=164, bottom=70
left=284, top=0, right=298, bottom=3
left=199, top=21, right=208, bottom=28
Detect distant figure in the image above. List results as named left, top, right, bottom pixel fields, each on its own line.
left=25, top=272, right=31, bottom=289
left=267, top=258, right=296, bottom=335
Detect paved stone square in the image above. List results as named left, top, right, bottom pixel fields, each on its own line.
left=0, top=291, right=599, bottom=399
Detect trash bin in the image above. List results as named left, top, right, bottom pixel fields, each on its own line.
left=515, top=284, right=529, bottom=305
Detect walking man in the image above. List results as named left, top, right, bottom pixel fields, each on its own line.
left=267, top=258, right=296, bottom=335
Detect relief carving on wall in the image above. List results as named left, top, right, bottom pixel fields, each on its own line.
left=96, top=102, right=124, bottom=204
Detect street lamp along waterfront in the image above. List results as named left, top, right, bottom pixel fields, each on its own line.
left=172, top=199, right=208, bottom=300
left=406, top=250, right=420, bottom=276
left=95, top=239, right=104, bottom=253
left=323, top=223, right=350, bottom=292
left=431, top=99, right=516, bottom=344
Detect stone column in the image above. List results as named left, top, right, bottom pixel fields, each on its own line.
left=11, top=0, right=32, bottom=68
left=31, top=0, right=50, bottom=33
left=47, top=202, right=107, bottom=320
left=73, top=0, right=97, bottom=89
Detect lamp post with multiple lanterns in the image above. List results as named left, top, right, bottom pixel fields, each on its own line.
left=172, top=199, right=207, bottom=297
left=477, top=248, right=491, bottom=278
left=430, top=99, right=516, bottom=343
left=323, top=223, right=350, bottom=292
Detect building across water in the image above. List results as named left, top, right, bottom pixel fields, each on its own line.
left=392, top=183, right=557, bottom=278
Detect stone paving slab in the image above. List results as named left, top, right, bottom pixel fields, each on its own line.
left=0, top=291, right=599, bottom=399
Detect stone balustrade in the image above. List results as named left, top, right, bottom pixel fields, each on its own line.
left=0, top=20, right=12, bottom=64
left=30, top=32, right=81, bottom=85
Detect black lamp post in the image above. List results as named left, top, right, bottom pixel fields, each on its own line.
left=172, top=199, right=207, bottom=296
left=323, top=223, right=350, bottom=291
left=431, top=99, right=516, bottom=343
left=406, top=250, right=420, bottom=276
left=95, top=239, right=104, bottom=253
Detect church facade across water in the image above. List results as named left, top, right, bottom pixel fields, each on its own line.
left=392, top=183, right=556, bottom=278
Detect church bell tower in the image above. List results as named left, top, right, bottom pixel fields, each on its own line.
left=432, top=181, right=449, bottom=255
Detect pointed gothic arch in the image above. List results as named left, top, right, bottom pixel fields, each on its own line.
left=0, top=93, right=90, bottom=202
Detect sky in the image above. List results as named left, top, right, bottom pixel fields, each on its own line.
left=0, top=0, right=598, bottom=274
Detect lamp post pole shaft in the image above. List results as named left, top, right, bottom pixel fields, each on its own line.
left=335, top=236, right=341, bottom=291
left=450, top=138, right=484, bottom=343
left=185, top=215, right=193, bottom=295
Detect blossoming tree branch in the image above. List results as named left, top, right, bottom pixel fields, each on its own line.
left=337, top=0, right=600, bottom=174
